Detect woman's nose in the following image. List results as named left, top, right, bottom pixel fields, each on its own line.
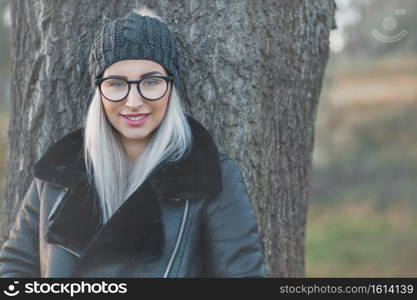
left=125, top=84, right=145, bottom=108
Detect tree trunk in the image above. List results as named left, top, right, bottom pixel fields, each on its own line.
left=1, top=0, right=335, bottom=277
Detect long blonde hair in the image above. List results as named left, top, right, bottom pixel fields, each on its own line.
left=82, top=84, right=192, bottom=224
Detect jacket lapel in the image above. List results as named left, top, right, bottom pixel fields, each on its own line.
left=33, top=114, right=223, bottom=259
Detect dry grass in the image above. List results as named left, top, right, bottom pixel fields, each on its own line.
left=306, top=202, right=417, bottom=277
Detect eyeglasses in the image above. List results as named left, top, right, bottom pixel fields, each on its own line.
left=95, top=75, right=173, bottom=102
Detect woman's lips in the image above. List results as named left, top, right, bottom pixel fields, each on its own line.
left=121, top=114, right=150, bottom=126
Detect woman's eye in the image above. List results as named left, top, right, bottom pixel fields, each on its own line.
left=104, top=79, right=126, bottom=88
left=143, top=78, right=162, bottom=86
left=110, top=81, right=125, bottom=87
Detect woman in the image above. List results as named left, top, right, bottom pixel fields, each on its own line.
left=0, top=9, right=267, bottom=278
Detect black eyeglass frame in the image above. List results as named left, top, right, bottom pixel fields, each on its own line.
left=95, top=75, right=174, bottom=102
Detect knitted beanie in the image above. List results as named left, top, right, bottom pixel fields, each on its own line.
left=88, top=11, right=183, bottom=98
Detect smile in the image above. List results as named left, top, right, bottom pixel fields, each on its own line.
left=121, top=114, right=150, bottom=126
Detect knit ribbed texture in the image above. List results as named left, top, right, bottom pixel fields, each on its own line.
left=88, top=11, right=183, bottom=99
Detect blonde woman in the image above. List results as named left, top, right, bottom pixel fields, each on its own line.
left=0, top=9, right=267, bottom=278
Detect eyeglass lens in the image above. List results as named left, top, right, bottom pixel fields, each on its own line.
left=100, top=77, right=169, bottom=101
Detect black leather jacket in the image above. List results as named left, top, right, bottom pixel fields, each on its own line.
left=0, top=116, right=267, bottom=277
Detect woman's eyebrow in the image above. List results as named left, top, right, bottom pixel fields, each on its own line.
left=106, top=71, right=163, bottom=79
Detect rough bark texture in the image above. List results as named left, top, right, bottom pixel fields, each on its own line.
left=1, top=0, right=336, bottom=277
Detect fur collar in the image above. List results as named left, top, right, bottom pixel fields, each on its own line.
left=33, top=114, right=223, bottom=259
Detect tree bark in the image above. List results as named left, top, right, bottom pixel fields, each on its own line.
left=1, top=0, right=335, bottom=277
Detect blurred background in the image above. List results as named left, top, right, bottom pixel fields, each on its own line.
left=0, top=0, right=416, bottom=276
left=308, top=0, right=417, bottom=276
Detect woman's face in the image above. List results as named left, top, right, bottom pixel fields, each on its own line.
left=101, top=59, right=171, bottom=151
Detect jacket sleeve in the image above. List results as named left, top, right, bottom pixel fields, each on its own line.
left=0, top=179, right=41, bottom=277
left=202, top=155, right=267, bottom=277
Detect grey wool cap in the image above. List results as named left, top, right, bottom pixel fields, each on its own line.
left=88, top=11, right=183, bottom=98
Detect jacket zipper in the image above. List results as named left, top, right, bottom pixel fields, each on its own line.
left=48, top=188, right=83, bottom=258
left=163, top=198, right=189, bottom=278
left=56, top=244, right=82, bottom=258
left=48, top=188, right=70, bottom=221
